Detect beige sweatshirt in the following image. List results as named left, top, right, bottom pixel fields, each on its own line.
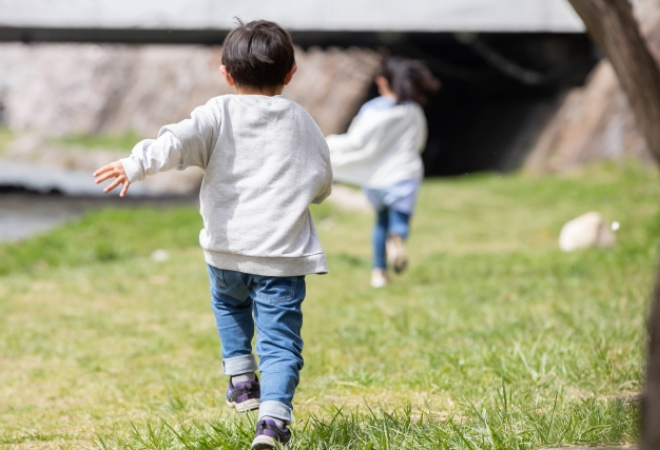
left=120, top=94, right=333, bottom=276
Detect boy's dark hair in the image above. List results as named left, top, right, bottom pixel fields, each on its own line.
left=221, top=19, right=295, bottom=88
left=381, top=58, right=441, bottom=106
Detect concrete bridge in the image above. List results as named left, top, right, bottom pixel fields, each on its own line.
left=1, top=0, right=583, bottom=40
left=0, top=0, right=591, bottom=177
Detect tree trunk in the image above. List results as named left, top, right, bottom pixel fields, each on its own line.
left=566, top=1, right=660, bottom=447
left=647, top=267, right=660, bottom=449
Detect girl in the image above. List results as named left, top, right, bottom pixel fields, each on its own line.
left=327, top=57, right=439, bottom=288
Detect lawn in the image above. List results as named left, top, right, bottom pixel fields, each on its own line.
left=1, top=162, right=657, bottom=449
left=51, top=131, right=145, bottom=152
left=0, top=126, right=14, bottom=155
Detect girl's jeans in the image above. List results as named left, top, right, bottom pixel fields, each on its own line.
left=373, top=208, right=411, bottom=269
left=207, top=265, right=305, bottom=424
left=363, top=179, right=419, bottom=270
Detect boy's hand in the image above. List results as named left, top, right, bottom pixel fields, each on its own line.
left=93, top=161, right=131, bottom=197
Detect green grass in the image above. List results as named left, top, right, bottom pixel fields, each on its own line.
left=0, top=208, right=201, bottom=275
left=0, top=126, right=13, bottom=155
left=1, top=161, right=657, bottom=449
left=52, top=130, right=144, bottom=151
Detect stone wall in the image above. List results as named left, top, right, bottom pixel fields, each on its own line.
left=524, top=0, right=660, bottom=172
left=0, top=43, right=381, bottom=138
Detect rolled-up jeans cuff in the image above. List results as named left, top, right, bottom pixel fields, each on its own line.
left=222, top=354, right=258, bottom=376
left=258, top=400, right=293, bottom=424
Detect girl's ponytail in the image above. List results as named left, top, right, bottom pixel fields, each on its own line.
left=382, top=58, right=440, bottom=106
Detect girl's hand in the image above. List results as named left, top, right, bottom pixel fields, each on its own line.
left=93, top=161, right=131, bottom=197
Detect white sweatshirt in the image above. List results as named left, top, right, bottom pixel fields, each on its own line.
left=120, top=95, right=333, bottom=276
left=326, top=103, right=427, bottom=188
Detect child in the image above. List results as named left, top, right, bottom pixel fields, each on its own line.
left=326, top=58, right=439, bottom=288
left=93, top=20, right=332, bottom=450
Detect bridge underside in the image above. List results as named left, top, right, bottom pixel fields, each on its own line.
left=0, top=0, right=583, bottom=34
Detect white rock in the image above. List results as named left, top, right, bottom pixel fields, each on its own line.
left=327, top=184, right=371, bottom=211
left=318, top=216, right=336, bottom=231
left=558, top=212, right=617, bottom=252
left=151, top=249, right=170, bottom=262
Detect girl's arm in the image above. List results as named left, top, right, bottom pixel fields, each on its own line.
left=326, top=114, right=381, bottom=156
left=312, top=144, right=334, bottom=205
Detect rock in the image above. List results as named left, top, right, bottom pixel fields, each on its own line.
left=525, top=62, right=652, bottom=173
left=2, top=135, right=204, bottom=196
left=0, top=160, right=155, bottom=196
left=151, top=249, right=170, bottom=262
left=525, top=0, right=660, bottom=172
left=0, top=43, right=381, bottom=138
left=0, top=43, right=381, bottom=196
left=317, top=216, right=337, bottom=231
left=558, top=212, right=617, bottom=252
left=327, top=184, right=372, bottom=211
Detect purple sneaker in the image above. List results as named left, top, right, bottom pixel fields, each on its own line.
left=251, top=419, right=291, bottom=449
left=226, top=376, right=260, bottom=412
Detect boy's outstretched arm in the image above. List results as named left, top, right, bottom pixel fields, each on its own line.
left=92, top=101, right=218, bottom=197
left=94, top=161, right=131, bottom=197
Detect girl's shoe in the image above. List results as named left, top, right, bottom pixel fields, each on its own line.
left=371, top=269, right=389, bottom=288
left=252, top=419, right=291, bottom=449
left=226, top=377, right=260, bottom=412
left=386, top=235, right=408, bottom=274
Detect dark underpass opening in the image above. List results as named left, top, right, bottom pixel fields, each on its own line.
left=4, top=28, right=598, bottom=176
left=324, top=32, right=598, bottom=176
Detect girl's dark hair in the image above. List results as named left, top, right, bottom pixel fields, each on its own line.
left=221, top=19, right=295, bottom=88
left=381, top=58, right=440, bottom=106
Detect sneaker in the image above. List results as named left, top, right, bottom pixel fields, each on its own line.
left=386, top=235, right=408, bottom=274
left=371, top=269, right=389, bottom=288
left=226, top=376, right=260, bottom=412
left=251, top=419, right=291, bottom=449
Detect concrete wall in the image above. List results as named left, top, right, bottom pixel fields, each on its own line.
left=0, top=0, right=584, bottom=33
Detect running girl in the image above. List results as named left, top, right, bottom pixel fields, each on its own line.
left=327, top=57, right=439, bottom=288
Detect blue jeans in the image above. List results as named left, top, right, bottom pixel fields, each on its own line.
left=207, top=265, right=305, bottom=424
left=373, top=208, right=411, bottom=269
left=363, top=180, right=418, bottom=270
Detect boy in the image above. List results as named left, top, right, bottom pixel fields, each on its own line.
left=93, top=20, right=332, bottom=449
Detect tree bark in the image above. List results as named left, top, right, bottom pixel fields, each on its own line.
left=566, top=1, right=660, bottom=447
left=647, top=267, right=660, bottom=449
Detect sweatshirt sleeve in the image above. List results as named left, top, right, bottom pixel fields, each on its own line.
left=416, top=107, right=428, bottom=154
left=325, top=116, right=374, bottom=156
left=120, top=101, right=218, bottom=182
left=325, top=112, right=391, bottom=171
left=312, top=142, right=334, bottom=205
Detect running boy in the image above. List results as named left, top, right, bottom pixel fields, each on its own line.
left=93, top=20, right=332, bottom=449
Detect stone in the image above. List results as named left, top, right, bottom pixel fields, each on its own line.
left=327, top=184, right=372, bottom=211
left=0, top=43, right=381, bottom=195
left=151, top=249, right=170, bottom=262
left=559, top=211, right=617, bottom=252
left=525, top=62, right=652, bottom=173
left=524, top=0, right=660, bottom=172
left=0, top=43, right=381, bottom=138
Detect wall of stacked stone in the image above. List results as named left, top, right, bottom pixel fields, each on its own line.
left=525, top=0, right=660, bottom=173
left=0, top=43, right=381, bottom=138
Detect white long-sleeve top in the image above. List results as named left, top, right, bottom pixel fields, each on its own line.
left=326, top=102, right=427, bottom=188
left=120, top=94, right=333, bottom=276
